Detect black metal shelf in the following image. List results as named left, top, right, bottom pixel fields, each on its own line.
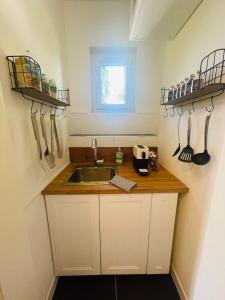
left=160, top=49, right=225, bottom=111
left=162, top=83, right=225, bottom=107
left=12, top=87, right=70, bottom=107
left=6, top=55, right=70, bottom=108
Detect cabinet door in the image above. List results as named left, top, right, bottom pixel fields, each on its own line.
left=45, top=195, right=100, bottom=276
left=100, top=194, right=151, bottom=275
left=147, top=193, right=178, bottom=274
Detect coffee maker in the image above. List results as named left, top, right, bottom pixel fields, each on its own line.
left=133, top=145, right=149, bottom=176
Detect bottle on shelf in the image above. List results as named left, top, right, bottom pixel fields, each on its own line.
left=193, top=70, right=205, bottom=91
left=186, top=74, right=195, bottom=94
left=184, top=77, right=189, bottom=95
left=168, top=85, right=174, bottom=101
left=180, top=81, right=186, bottom=97
left=176, top=83, right=181, bottom=99
left=173, top=85, right=177, bottom=100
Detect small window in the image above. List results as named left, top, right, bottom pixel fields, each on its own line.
left=90, top=47, right=136, bottom=112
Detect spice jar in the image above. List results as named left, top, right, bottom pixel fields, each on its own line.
left=41, top=74, right=50, bottom=95
left=193, top=70, right=205, bottom=91
left=49, top=79, right=57, bottom=98
left=180, top=81, right=186, bottom=97
left=168, top=85, right=174, bottom=101
left=177, top=83, right=181, bottom=99
left=186, top=74, right=195, bottom=94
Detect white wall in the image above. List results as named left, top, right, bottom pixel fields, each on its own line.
left=64, top=0, right=163, bottom=139
left=159, top=0, right=225, bottom=299
left=0, top=0, right=69, bottom=299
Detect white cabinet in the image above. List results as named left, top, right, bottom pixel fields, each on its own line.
left=100, top=194, right=151, bottom=274
left=147, top=193, right=178, bottom=274
left=45, top=192, right=178, bottom=276
left=45, top=195, right=100, bottom=276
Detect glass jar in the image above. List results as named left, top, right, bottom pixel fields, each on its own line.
left=177, top=83, right=181, bottom=99
left=41, top=74, right=50, bottom=95
left=180, top=81, right=186, bottom=97
left=168, top=85, right=174, bottom=101
left=193, top=71, right=205, bottom=91
left=186, top=74, right=195, bottom=94
left=173, top=85, right=178, bottom=100
left=49, top=79, right=57, bottom=98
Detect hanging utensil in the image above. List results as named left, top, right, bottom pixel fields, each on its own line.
left=50, top=114, right=56, bottom=165
left=178, top=112, right=194, bottom=163
left=31, top=111, right=42, bottom=160
left=40, top=113, right=55, bottom=168
left=172, top=114, right=182, bottom=157
left=192, top=113, right=211, bottom=165
left=52, top=114, right=62, bottom=158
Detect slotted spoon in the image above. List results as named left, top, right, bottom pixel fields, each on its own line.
left=178, top=113, right=194, bottom=163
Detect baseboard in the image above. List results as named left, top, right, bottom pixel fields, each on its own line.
left=46, top=276, right=58, bottom=300
left=170, top=265, right=188, bottom=300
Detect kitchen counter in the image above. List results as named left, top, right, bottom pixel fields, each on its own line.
left=43, top=163, right=188, bottom=195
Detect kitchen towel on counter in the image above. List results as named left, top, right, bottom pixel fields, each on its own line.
left=109, top=175, right=137, bottom=192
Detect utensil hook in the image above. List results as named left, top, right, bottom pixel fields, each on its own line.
left=31, top=101, right=37, bottom=114
left=170, top=107, right=175, bottom=117
left=205, top=97, right=214, bottom=113
left=188, top=102, right=195, bottom=115
left=163, top=106, right=168, bottom=118
left=177, top=106, right=184, bottom=116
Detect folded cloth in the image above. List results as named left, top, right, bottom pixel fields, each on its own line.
left=109, top=175, right=137, bottom=192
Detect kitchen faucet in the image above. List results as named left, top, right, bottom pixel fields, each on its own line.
left=92, top=137, right=98, bottom=165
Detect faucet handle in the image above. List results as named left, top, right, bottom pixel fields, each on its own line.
left=96, top=159, right=104, bottom=165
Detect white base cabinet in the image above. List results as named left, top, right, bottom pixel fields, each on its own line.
left=45, top=195, right=100, bottom=276
left=147, top=193, right=178, bottom=274
left=45, top=193, right=178, bottom=276
left=100, top=194, right=151, bottom=274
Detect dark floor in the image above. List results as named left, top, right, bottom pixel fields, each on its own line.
left=53, top=274, right=181, bottom=300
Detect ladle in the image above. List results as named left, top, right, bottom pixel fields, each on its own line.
left=192, top=113, right=211, bottom=166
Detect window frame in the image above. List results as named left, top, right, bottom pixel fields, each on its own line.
left=90, top=47, right=136, bottom=112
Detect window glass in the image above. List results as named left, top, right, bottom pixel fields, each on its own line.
left=100, top=65, right=126, bottom=105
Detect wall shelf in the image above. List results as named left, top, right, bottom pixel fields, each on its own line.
left=6, top=55, right=70, bottom=108
left=12, top=87, right=70, bottom=107
left=161, top=49, right=225, bottom=112
left=162, top=83, right=225, bottom=107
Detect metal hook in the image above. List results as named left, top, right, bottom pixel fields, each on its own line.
left=31, top=101, right=38, bottom=114
left=177, top=106, right=184, bottom=116
left=163, top=106, right=168, bottom=118
left=188, top=102, right=195, bottom=114
left=170, top=107, right=175, bottom=117
left=205, top=97, right=214, bottom=113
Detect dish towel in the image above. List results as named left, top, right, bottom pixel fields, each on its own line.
left=109, top=175, right=137, bottom=192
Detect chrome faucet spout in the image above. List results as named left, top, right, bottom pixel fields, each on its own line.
left=92, top=137, right=98, bottom=165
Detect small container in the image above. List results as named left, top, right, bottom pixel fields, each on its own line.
left=186, top=74, right=195, bottom=94
left=168, top=85, right=174, bottom=101
left=180, top=81, right=186, bottom=97
left=149, top=151, right=159, bottom=171
left=115, top=147, right=123, bottom=165
left=173, top=85, right=178, bottom=100
left=49, top=79, right=57, bottom=98
left=193, top=70, right=205, bottom=91
left=41, top=74, right=50, bottom=95
left=177, top=83, right=182, bottom=98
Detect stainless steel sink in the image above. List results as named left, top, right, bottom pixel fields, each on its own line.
left=64, top=166, right=117, bottom=185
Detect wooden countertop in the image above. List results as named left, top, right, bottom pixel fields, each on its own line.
left=43, top=163, right=188, bottom=195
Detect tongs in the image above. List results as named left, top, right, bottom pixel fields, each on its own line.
left=31, top=111, right=42, bottom=160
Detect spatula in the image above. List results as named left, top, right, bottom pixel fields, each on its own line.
left=178, top=113, right=194, bottom=163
